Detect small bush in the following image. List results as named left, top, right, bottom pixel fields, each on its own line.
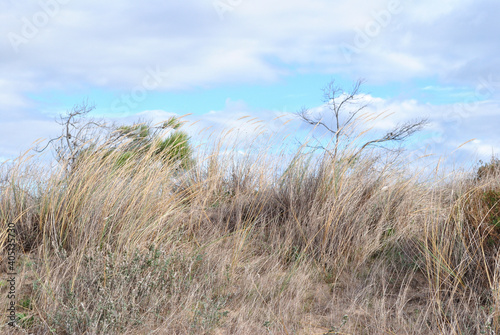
left=464, top=188, right=500, bottom=240
left=463, top=156, right=500, bottom=243
left=475, top=156, right=500, bottom=181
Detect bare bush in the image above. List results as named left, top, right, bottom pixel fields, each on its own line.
left=296, top=79, right=428, bottom=160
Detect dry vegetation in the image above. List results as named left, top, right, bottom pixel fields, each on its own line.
left=1, top=121, right=500, bottom=334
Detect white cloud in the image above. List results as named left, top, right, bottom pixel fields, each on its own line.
left=3, top=0, right=497, bottom=92
left=2, top=0, right=500, bottom=164
left=0, top=119, right=61, bottom=159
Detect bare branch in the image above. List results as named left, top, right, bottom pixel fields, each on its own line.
left=296, top=107, right=336, bottom=134
left=296, top=79, right=428, bottom=160
left=353, top=118, right=429, bottom=159
left=35, top=100, right=103, bottom=172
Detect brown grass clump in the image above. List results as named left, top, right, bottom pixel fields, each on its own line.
left=1, top=122, right=500, bottom=334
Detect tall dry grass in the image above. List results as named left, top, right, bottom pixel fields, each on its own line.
left=0, top=122, right=499, bottom=334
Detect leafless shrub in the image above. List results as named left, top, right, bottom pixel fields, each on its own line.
left=296, top=79, right=428, bottom=161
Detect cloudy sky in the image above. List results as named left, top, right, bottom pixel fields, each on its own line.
left=1, top=0, right=499, bottom=165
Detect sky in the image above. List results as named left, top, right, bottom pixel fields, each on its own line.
left=1, top=0, right=499, bottom=167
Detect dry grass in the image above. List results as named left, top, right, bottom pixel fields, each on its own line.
left=1, top=124, right=500, bottom=334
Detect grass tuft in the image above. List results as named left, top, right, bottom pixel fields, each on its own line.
left=1, top=122, right=500, bottom=334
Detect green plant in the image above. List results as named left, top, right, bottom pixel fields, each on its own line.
left=20, top=296, right=32, bottom=310
left=17, top=312, right=35, bottom=329
left=190, top=295, right=230, bottom=333
left=36, top=102, right=194, bottom=174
